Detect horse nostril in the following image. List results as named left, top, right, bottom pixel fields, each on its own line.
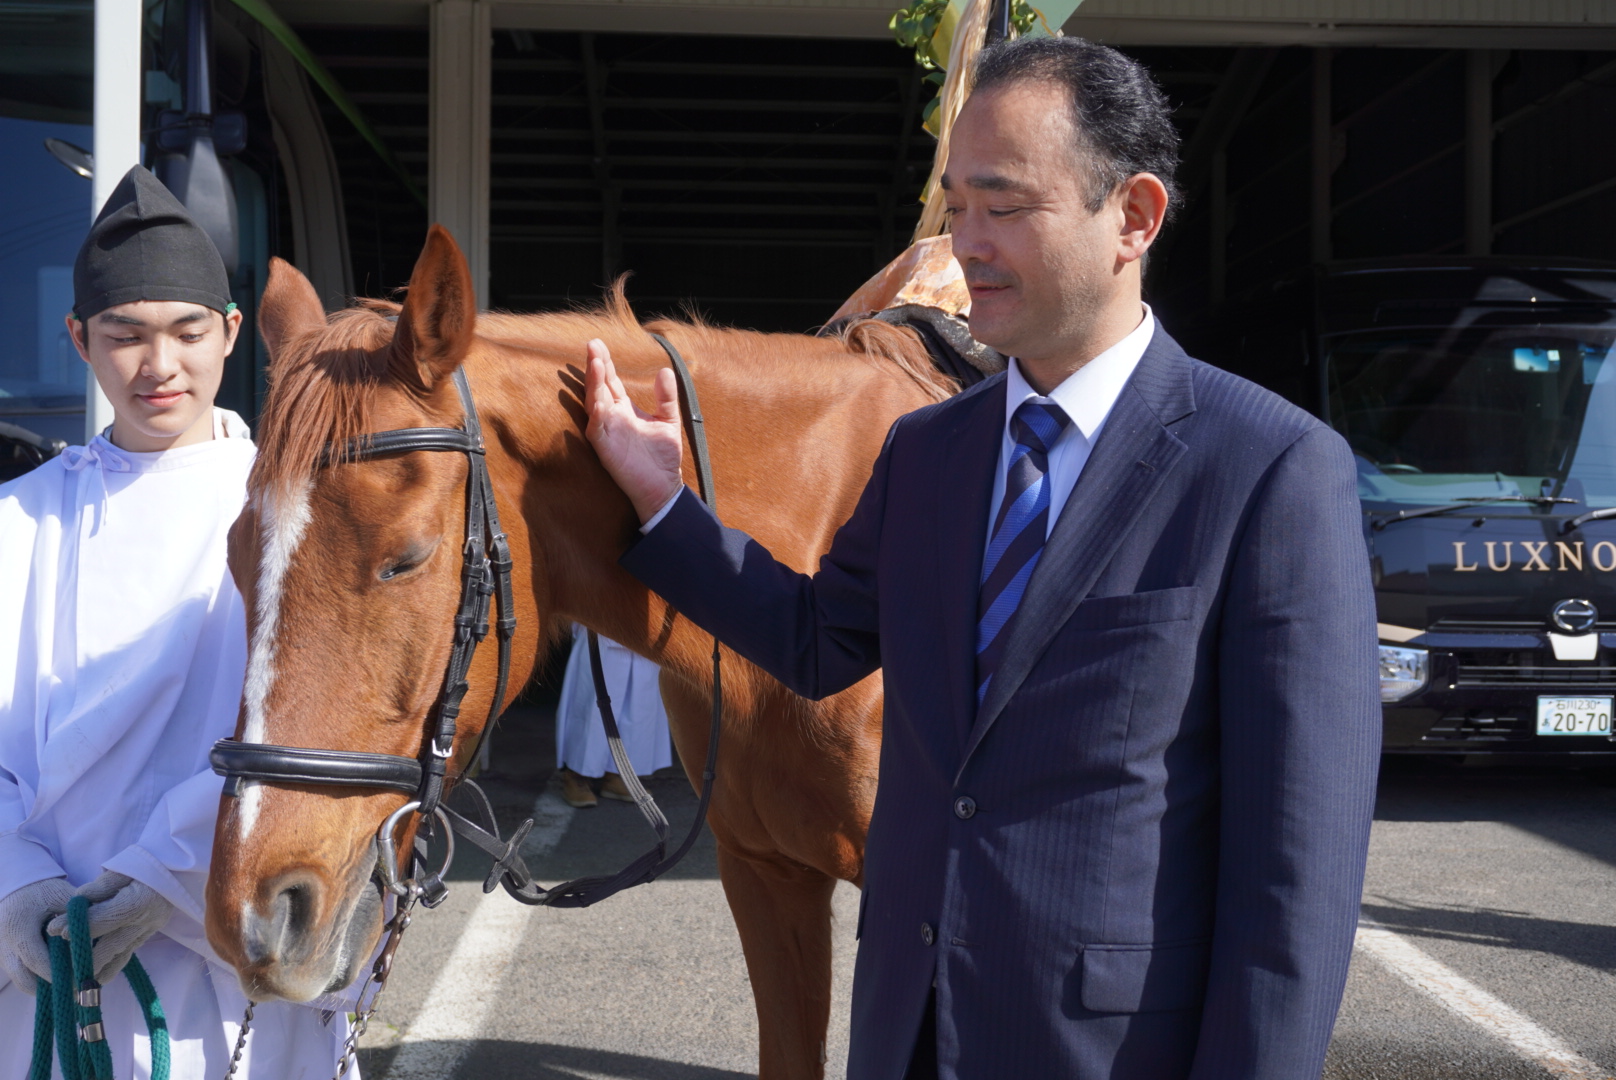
left=246, top=874, right=324, bottom=965
left=273, top=881, right=314, bottom=942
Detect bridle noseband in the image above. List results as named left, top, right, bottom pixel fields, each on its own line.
left=211, top=335, right=722, bottom=912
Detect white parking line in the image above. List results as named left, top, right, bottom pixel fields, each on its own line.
left=383, top=790, right=577, bottom=1080
left=1355, top=919, right=1613, bottom=1080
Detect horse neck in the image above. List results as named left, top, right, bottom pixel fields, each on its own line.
left=463, top=324, right=715, bottom=688
left=462, top=315, right=941, bottom=692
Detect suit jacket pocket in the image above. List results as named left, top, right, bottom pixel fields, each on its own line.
left=1066, top=585, right=1201, bottom=633
left=1079, top=939, right=1211, bottom=1014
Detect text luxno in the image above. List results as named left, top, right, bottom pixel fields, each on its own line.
left=1452, top=540, right=1616, bottom=572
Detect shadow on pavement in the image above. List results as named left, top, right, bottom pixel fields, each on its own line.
left=1360, top=897, right=1616, bottom=974
left=358, top=1041, right=753, bottom=1079
left=1373, top=757, right=1616, bottom=870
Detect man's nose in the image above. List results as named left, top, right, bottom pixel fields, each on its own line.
left=949, top=215, right=991, bottom=263
left=142, top=339, right=182, bottom=381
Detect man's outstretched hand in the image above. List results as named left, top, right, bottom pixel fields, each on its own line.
left=584, top=338, right=686, bottom=524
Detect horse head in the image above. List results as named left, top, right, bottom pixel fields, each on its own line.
left=205, top=226, right=532, bottom=1002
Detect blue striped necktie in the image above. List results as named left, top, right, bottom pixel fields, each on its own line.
left=976, top=397, right=1072, bottom=705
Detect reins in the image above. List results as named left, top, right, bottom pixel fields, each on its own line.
left=28, top=897, right=170, bottom=1080
left=207, top=331, right=723, bottom=1078
left=559, top=332, right=722, bottom=905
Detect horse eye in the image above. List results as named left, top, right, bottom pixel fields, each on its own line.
left=378, top=561, right=415, bottom=581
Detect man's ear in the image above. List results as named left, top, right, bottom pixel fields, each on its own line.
left=391, top=224, right=477, bottom=392
left=221, top=307, right=244, bottom=357
left=65, top=314, right=89, bottom=363
left=1117, top=173, right=1170, bottom=265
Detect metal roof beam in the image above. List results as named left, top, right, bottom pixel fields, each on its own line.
left=493, top=201, right=914, bottom=218
left=382, top=126, right=911, bottom=147
left=492, top=177, right=894, bottom=192
left=361, top=93, right=906, bottom=113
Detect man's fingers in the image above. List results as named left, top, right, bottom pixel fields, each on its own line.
left=90, top=925, right=155, bottom=985
left=46, top=890, right=142, bottom=940
left=12, top=937, right=52, bottom=983
left=587, top=337, right=630, bottom=401
left=653, top=368, right=681, bottom=425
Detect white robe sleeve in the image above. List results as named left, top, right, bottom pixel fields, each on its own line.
left=101, top=766, right=222, bottom=925
left=0, top=469, right=69, bottom=898
left=0, top=772, right=68, bottom=898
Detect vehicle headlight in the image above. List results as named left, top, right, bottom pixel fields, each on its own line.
left=1379, top=644, right=1429, bottom=703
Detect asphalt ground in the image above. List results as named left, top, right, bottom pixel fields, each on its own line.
left=349, top=705, right=1616, bottom=1080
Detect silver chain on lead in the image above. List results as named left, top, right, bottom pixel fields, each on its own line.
left=221, top=999, right=255, bottom=1080
left=331, top=888, right=419, bottom=1080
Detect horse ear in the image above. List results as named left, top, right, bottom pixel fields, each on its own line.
left=259, top=258, right=326, bottom=361
left=392, top=224, right=477, bottom=390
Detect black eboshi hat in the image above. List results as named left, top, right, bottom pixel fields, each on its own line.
left=72, top=165, right=232, bottom=321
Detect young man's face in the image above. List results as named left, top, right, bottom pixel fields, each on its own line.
left=68, top=300, right=241, bottom=452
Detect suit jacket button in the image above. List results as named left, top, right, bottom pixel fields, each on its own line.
left=921, top=922, right=935, bottom=946
left=954, top=796, right=977, bottom=820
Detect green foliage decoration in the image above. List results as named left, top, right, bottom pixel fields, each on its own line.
left=890, top=0, right=1044, bottom=128
left=889, top=0, right=952, bottom=71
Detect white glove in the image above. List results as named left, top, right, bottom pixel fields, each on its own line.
left=46, top=871, right=175, bottom=985
left=0, top=877, right=73, bottom=994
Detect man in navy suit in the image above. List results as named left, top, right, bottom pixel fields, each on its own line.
left=584, top=37, right=1380, bottom=1080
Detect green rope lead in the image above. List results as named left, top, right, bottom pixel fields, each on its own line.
left=48, top=928, right=83, bottom=1080
left=29, top=897, right=171, bottom=1080
left=121, top=958, right=170, bottom=1080
left=68, top=898, right=114, bottom=1080
left=30, top=966, right=53, bottom=1080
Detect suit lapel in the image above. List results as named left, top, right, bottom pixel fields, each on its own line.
left=931, top=378, right=1006, bottom=750
left=957, top=331, right=1198, bottom=778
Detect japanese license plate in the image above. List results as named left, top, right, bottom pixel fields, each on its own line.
left=1536, top=696, right=1614, bottom=736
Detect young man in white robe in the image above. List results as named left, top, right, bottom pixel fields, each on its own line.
left=553, top=626, right=674, bottom=808
left=0, top=166, right=355, bottom=1079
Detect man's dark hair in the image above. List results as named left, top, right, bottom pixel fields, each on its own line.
left=972, top=37, right=1181, bottom=220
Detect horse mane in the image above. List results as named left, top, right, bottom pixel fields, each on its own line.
left=251, top=299, right=399, bottom=503
left=250, top=284, right=955, bottom=502
left=834, top=318, right=957, bottom=404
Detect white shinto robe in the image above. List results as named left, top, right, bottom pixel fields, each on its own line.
left=0, top=412, right=354, bottom=1079
left=554, top=624, right=673, bottom=778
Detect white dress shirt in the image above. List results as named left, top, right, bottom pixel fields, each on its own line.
left=641, top=304, right=1156, bottom=537
left=986, top=304, right=1156, bottom=550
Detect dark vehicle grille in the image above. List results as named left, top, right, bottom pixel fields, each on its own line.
left=1424, top=714, right=1530, bottom=742
left=1433, top=617, right=1616, bottom=633
left=1456, top=665, right=1616, bottom=687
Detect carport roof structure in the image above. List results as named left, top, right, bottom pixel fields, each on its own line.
left=276, top=0, right=1616, bottom=47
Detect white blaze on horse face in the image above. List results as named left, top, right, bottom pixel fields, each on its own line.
left=238, top=482, right=313, bottom=839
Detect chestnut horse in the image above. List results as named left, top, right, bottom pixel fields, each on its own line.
left=205, top=226, right=954, bottom=1078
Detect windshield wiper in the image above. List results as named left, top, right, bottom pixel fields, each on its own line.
left=1371, top=495, right=1577, bottom=531
left=1562, top=506, right=1616, bottom=534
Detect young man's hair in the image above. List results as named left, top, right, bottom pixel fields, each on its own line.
left=972, top=37, right=1182, bottom=222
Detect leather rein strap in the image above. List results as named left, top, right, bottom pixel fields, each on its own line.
left=547, top=331, right=723, bottom=907
left=210, top=334, right=721, bottom=910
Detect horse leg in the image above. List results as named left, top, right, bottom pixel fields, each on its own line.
left=717, top=845, right=839, bottom=1080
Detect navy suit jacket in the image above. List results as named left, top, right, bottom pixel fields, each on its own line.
left=622, top=326, right=1381, bottom=1080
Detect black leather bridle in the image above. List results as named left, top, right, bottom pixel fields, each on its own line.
left=210, top=333, right=721, bottom=910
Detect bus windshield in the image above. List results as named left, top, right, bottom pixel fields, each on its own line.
left=1327, top=316, right=1616, bottom=509
left=0, top=0, right=92, bottom=445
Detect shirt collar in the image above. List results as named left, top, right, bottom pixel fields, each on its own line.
left=1004, top=303, right=1156, bottom=443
